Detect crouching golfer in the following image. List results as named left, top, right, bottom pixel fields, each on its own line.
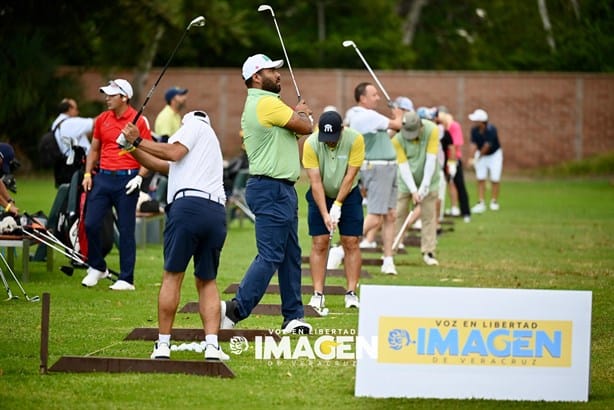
left=302, top=110, right=365, bottom=312
left=122, top=111, right=229, bottom=361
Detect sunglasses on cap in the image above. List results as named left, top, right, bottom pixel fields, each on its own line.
left=109, top=80, right=130, bottom=97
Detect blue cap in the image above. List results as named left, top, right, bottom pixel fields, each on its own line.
left=164, top=86, right=188, bottom=104
left=0, top=143, right=15, bottom=175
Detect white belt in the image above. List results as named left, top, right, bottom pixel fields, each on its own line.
left=173, top=190, right=225, bottom=206
left=363, top=160, right=397, bottom=166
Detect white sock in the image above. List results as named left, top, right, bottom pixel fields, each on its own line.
left=158, top=334, right=171, bottom=345
left=383, top=256, right=394, bottom=265
left=205, top=334, right=219, bottom=347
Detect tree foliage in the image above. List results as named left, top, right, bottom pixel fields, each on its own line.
left=0, top=0, right=611, bottom=167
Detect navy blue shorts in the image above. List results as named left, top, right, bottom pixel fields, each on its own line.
left=306, top=186, right=363, bottom=237
left=163, top=197, right=227, bottom=280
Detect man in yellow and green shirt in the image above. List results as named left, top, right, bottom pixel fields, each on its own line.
left=302, top=110, right=365, bottom=312
left=220, top=54, right=314, bottom=335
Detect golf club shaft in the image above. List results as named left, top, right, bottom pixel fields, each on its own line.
left=259, top=6, right=301, bottom=101
left=0, top=268, right=14, bottom=299
left=119, top=16, right=205, bottom=149
left=132, top=31, right=189, bottom=126
left=272, top=18, right=301, bottom=101
left=22, top=228, right=118, bottom=278
left=33, top=226, right=86, bottom=261
left=392, top=208, right=416, bottom=251
left=22, top=229, right=84, bottom=262
left=0, top=251, right=37, bottom=301
left=347, top=43, right=392, bottom=104
left=323, top=227, right=335, bottom=273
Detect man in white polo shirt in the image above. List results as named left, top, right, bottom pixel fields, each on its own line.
left=122, top=110, right=229, bottom=361
left=345, top=82, right=403, bottom=275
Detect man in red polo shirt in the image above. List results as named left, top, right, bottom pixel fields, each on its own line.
left=81, top=79, right=152, bottom=290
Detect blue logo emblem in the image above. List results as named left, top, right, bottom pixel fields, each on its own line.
left=388, top=329, right=411, bottom=351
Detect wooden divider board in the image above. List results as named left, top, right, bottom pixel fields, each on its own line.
left=223, top=283, right=349, bottom=295
left=124, top=328, right=281, bottom=342
left=301, top=256, right=381, bottom=267
left=49, top=356, right=234, bottom=378
left=179, top=302, right=322, bottom=317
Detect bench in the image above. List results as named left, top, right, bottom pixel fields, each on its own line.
left=0, top=235, right=54, bottom=281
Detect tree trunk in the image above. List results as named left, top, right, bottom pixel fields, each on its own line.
left=537, top=0, right=556, bottom=52
left=570, top=0, right=580, bottom=20
left=401, top=0, right=429, bottom=46
left=132, top=25, right=165, bottom=108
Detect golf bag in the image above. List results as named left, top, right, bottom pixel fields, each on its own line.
left=54, top=145, right=87, bottom=188
left=54, top=169, right=114, bottom=262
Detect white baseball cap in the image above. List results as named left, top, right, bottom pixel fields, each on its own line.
left=468, top=108, right=488, bottom=122
left=242, top=54, right=284, bottom=81
left=99, top=79, right=133, bottom=99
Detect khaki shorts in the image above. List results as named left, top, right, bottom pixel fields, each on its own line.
left=360, top=163, right=398, bottom=214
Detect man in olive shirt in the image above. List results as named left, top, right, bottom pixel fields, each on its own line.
left=220, top=54, right=314, bottom=334
left=392, top=111, right=441, bottom=266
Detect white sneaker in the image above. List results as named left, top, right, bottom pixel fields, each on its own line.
left=344, top=291, right=360, bottom=308
left=81, top=267, right=110, bottom=287
left=150, top=341, right=170, bottom=359
left=471, top=202, right=486, bottom=214
left=381, top=261, right=398, bottom=275
left=204, top=344, right=230, bottom=361
left=282, top=318, right=312, bottom=335
left=308, top=292, right=325, bottom=309
left=490, top=201, right=500, bottom=211
left=109, top=280, right=135, bottom=291
left=463, top=216, right=471, bottom=223
left=450, top=206, right=461, bottom=216
left=359, top=239, right=377, bottom=249
left=220, top=301, right=236, bottom=329
left=423, top=252, right=439, bottom=266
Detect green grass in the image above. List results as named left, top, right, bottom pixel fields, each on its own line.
left=0, top=173, right=613, bottom=409
left=525, top=152, right=614, bottom=178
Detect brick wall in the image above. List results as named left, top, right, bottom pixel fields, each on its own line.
left=79, top=69, right=614, bottom=171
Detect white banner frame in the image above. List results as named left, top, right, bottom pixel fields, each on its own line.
left=355, top=285, right=592, bottom=402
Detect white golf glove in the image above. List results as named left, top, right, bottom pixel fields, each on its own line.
left=125, top=175, right=143, bottom=195
left=418, top=184, right=430, bottom=201
left=329, top=202, right=342, bottom=225
left=116, top=133, right=134, bottom=150
left=447, top=160, right=457, bottom=178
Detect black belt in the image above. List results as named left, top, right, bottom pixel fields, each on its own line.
left=98, top=168, right=139, bottom=176
left=249, top=175, right=295, bottom=186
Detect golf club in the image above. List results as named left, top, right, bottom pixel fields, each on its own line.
left=1, top=268, right=18, bottom=301
left=21, top=226, right=118, bottom=281
left=0, top=253, right=39, bottom=302
left=118, top=16, right=206, bottom=152
left=392, top=207, right=418, bottom=251
left=257, top=4, right=302, bottom=102
left=342, top=40, right=394, bottom=107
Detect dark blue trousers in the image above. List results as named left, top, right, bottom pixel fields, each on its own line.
left=234, top=178, right=304, bottom=322
left=84, top=173, right=138, bottom=284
